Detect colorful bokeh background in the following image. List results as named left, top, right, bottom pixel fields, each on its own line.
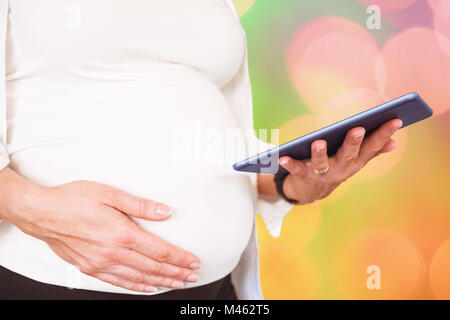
left=233, top=0, right=450, bottom=299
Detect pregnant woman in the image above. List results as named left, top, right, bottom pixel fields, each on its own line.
left=0, top=0, right=402, bottom=300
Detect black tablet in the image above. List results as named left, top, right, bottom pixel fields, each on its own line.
left=233, top=93, right=433, bottom=174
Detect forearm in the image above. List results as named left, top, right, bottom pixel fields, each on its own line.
left=0, top=166, right=44, bottom=222
left=257, top=174, right=280, bottom=198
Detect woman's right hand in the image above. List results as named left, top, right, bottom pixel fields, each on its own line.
left=0, top=167, right=201, bottom=293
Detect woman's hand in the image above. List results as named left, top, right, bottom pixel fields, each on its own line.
left=280, top=119, right=403, bottom=205
left=0, top=168, right=201, bottom=293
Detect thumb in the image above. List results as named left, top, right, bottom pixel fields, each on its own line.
left=102, top=189, right=173, bottom=221
left=279, top=156, right=307, bottom=177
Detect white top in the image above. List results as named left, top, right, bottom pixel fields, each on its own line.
left=0, top=0, right=292, bottom=299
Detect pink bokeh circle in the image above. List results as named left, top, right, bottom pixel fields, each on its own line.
left=335, top=229, right=426, bottom=299
left=429, top=238, right=450, bottom=299
left=377, top=28, right=450, bottom=116
left=430, top=0, right=450, bottom=58
left=232, top=0, right=256, bottom=17
left=357, top=0, right=417, bottom=13
left=287, top=17, right=382, bottom=113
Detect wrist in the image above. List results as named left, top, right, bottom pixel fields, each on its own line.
left=0, top=167, right=48, bottom=223
left=274, top=173, right=299, bottom=204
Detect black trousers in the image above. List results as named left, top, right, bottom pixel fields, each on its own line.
left=0, top=265, right=237, bottom=300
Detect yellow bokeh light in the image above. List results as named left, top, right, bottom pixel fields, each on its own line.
left=429, top=238, right=450, bottom=299
left=278, top=114, right=320, bottom=145
left=257, top=214, right=319, bottom=299
left=316, top=89, right=388, bottom=127
left=334, top=229, right=425, bottom=299
left=232, top=0, right=256, bottom=17
left=278, top=203, right=322, bottom=249
left=258, top=202, right=322, bottom=249
left=319, top=180, right=353, bottom=205
left=293, top=63, right=353, bottom=113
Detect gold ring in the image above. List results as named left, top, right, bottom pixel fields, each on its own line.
left=313, top=166, right=329, bottom=176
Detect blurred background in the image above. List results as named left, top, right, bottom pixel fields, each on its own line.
left=232, top=0, right=450, bottom=299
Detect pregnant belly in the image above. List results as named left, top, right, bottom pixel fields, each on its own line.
left=7, top=69, right=255, bottom=289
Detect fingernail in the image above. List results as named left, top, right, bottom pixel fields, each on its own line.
left=186, top=274, right=199, bottom=282
left=394, top=120, right=403, bottom=130
left=316, top=146, right=325, bottom=153
left=171, top=281, right=184, bottom=289
left=279, top=158, right=290, bottom=167
left=156, top=204, right=172, bottom=217
left=144, top=286, right=157, bottom=292
left=189, top=262, right=201, bottom=270
left=353, top=134, right=363, bottom=141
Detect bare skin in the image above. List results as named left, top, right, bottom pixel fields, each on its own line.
left=0, top=119, right=401, bottom=293
left=257, top=119, right=403, bottom=204
left=0, top=168, right=201, bottom=292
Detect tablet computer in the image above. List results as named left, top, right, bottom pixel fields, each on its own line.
left=233, top=93, right=433, bottom=174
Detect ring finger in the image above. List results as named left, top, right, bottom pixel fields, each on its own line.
left=310, top=140, right=329, bottom=175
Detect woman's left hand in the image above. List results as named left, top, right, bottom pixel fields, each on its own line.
left=280, top=118, right=403, bottom=205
